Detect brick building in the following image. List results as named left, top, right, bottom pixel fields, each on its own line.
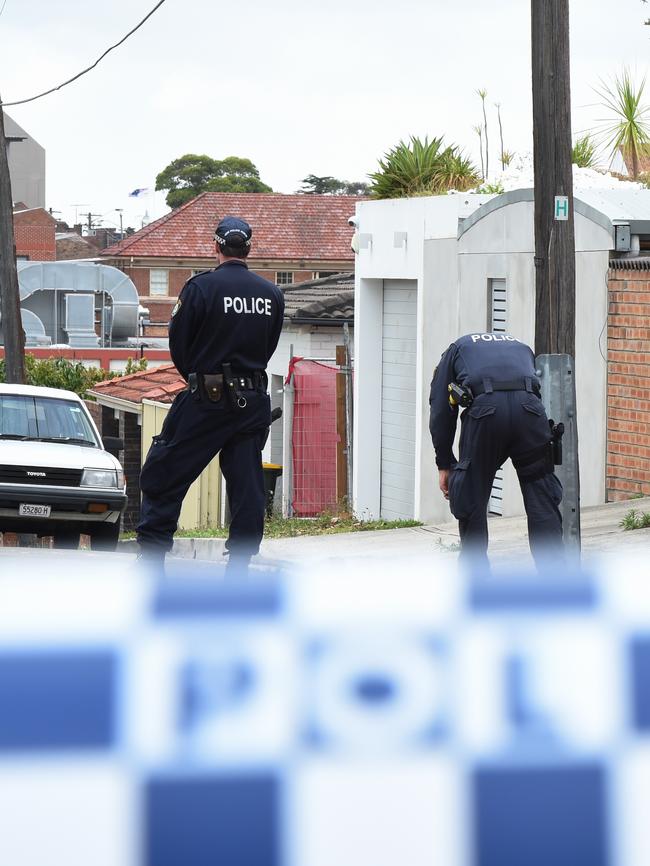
left=607, top=259, right=650, bottom=500
left=100, top=192, right=363, bottom=331
left=13, top=205, right=56, bottom=261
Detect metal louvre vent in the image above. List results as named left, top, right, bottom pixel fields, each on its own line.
left=489, top=278, right=507, bottom=516
left=0, top=466, right=83, bottom=487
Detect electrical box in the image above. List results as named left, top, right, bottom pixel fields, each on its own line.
left=615, top=224, right=631, bottom=252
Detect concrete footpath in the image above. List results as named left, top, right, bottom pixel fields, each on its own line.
left=121, top=496, right=650, bottom=565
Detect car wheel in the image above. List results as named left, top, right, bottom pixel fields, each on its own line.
left=52, top=530, right=81, bottom=550
left=90, top=521, right=121, bottom=552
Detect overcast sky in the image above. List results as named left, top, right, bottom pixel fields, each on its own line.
left=2, top=0, right=649, bottom=230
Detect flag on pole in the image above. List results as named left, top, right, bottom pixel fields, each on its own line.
left=128, top=188, right=150, bottom=198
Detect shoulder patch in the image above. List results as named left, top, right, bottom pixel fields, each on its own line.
left=171, top=299, right=182, bottom=317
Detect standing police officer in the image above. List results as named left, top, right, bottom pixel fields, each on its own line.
left=136, top=216, right=285, bottom=572
left=429, top=332, right=563, bottom=568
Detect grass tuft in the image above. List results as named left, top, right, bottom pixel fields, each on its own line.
left=121, top=512, right=422, bottom=541
left=619, top=508, right=650, bottom=530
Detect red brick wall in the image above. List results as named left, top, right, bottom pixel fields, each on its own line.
left=122, top=267, right=193, bottom=301
left=117, top=264, right=328, bottom=301
left=14, top=208, right=56, bottom=261
left=607, top=268, right=650, bottom=500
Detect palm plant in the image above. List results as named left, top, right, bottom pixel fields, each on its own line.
left=435, top=147, right=481, bottom=192
left=593, top=69, right=650, bottom=179
left=368, top=136, right=480, bottom=199
left=473, top=124, right=485, bottom=180
left=495, top=102, right=506, bottom=170
left=572, top=133, right=598, bottom=168
left=501, top=150, right=515, bottom=167
left=477, top=88, right=489, bottom=179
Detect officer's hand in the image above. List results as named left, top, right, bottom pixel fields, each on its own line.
left=439, top=468, right=449, bottom=499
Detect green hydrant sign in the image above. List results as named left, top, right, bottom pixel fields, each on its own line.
left=554, top=195, right=569, bottom=221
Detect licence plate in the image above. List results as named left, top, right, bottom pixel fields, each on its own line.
left=19, top=503, right=52, bottom=518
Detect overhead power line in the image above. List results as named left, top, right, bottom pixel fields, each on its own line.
left=0, top=0, right=9, bottom=22
left=1, top=0, right=167, bottom=107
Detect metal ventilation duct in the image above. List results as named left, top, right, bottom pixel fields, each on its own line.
left=1, top=261, right=140, bottom=348
left=21, top=308, right=51, bottom=347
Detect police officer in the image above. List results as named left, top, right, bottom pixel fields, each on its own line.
left=136, top=216, right=285, bottom=572
left=429, top=332, right=563, bottom=568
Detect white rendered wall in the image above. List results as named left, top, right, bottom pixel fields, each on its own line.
left=457, top=200, right=611, bottom=515
left=355, top=191, right=614, bottom=527
left=353, top=195, right=491, bottom=521
left=419, top=238, right=461, bottom=523
left=574, top=249, right=609, bottom=506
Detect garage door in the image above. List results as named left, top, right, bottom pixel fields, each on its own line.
left=380, top=280, right=417, bottom=520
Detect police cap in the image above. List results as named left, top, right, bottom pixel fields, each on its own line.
left=214, top=216, right=253, bottom=248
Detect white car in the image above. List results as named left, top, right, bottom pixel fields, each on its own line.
left=0, top=384, right=127, bottom=550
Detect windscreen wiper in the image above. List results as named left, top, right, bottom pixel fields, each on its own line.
left=0, top=433, right=33, bottom=440
left=38, top=436, right=97, bottom=446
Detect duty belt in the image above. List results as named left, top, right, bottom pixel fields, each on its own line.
left=471, top=377, right=541, bottom=397
left=188, top=369, right=265, bottom=407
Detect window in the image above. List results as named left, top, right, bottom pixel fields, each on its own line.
left=149, top=269, right=169, bottom=296
left=275, top=272, right=294, bottom=286
left=312, top=271, right=338, bottom=280
left=0, top=394, right=99, bottom=446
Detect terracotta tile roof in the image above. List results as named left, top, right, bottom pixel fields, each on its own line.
left=89, top=364, right=185, bottom=406
left=100, top=192, right=365, bottom=262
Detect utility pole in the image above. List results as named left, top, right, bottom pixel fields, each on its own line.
left=531, top=0, right=580, bottom=555
left=531, top=0, right=576, bottom=356
left=83, top=211, right=102, bottom=233
left=0, top=100, right=25, bottom=384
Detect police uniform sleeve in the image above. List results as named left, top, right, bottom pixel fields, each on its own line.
left=429, top=343, right=460, bottom=469
left=267, top=287, right=285, bottom=361
left=169, top=281, right=203, bottom=381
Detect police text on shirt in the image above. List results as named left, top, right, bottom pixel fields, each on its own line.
left=224, top=297, right=273, bottom=316
left=470, top=333, right=518, bottom=343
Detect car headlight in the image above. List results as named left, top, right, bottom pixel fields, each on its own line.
left=81, top=468, right=120, bottom=488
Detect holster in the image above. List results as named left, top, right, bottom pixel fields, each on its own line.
left=222, top=362, right=248, bottom=409
left=548, top=419, right=564, bottom=465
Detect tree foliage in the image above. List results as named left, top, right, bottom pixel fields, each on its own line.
left=298, top=174, right=369, bottom=195
left=368, top=136, right=480, bottom=199
left=156, top=154, right=273, bottom=208
left=0, top=355, right=148, bottom=397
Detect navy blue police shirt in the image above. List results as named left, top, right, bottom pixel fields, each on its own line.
left=168, top=260, right=285, bottom=380
left=429, top=332, right=540, bottom=469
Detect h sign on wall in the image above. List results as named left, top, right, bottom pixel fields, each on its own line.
left=554, top=196, right=569, bottom=221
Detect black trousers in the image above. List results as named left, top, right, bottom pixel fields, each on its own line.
left=447, top=391, right=563, bottom=568
left=137, top=386, right=271, bottom=556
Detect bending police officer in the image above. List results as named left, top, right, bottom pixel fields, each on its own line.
left=136, top=216, right=285, bottom=572
left=429, top=332, right=563, bottom=568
